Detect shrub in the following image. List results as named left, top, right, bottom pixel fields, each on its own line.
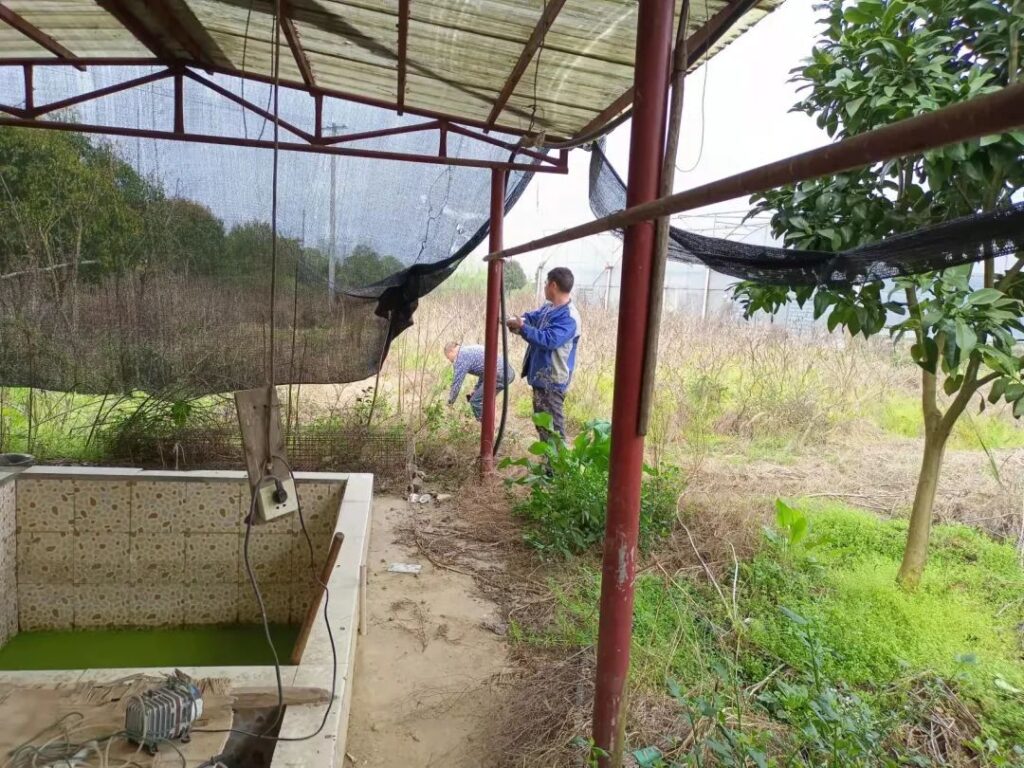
left=502, top=416, right=681, bottom=558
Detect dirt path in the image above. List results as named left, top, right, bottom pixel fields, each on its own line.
left=345, top=496, right=509, bottom=768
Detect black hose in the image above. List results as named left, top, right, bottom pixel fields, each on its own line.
left=494, top=267, right=509, bottom=456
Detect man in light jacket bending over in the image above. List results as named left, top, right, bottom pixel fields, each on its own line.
left=444, top=342, right=515, bottom=422
left=507, top=267, right=581, bottom=442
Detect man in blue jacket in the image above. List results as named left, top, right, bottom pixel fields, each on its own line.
left=507, top=267, right=581, bottom=442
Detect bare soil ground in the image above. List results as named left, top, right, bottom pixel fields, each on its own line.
left=345, top=495, right=512, bottom=768
left=687, top=439, right=1024, bottom=539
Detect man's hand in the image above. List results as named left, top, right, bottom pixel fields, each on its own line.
left=507, top=315, right=524, bottom=332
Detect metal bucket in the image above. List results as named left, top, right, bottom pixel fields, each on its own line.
left=0, top=453, right=34, bottom=468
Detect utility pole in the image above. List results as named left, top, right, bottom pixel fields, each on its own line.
left=701, top=266, right=711, bottom=320
left=604, top=263, right=613, bottom=310
left=535, top=257, right=548, bottom=304
left=324, top=122, right=348, bottom=299
left=328, top=125, right=337, bottom=298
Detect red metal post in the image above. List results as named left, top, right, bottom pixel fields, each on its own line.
left=174, top=70, right=184, bottom=134
left=592, top=1, right=674, bottom=765
left=480, top=167, right=505, bottom=475
left=0, top=116, right=564, bottom=173
left=22, top=65, right=32, bottom=113
left=397, top=0, right=410, bottom=114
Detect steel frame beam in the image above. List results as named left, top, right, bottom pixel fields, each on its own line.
left=145, top=1, right=219, bottom=67
left=0, top=62, right=568, bottom=172
left=2, top=56, right=558, bottom=141
left=397, top=0, right=410, bottom=114
left=485, top=0, right=568, bottom=129
left=280, top=0, right=316, bottom=89
left=574, top=0, right=762, bottom=139
left=97, top=0, right=223, bottom=69
left=95, top=1, right=179, bottom=62
left=0, top=4, right=84, bottom=70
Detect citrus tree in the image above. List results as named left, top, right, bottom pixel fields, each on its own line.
left=733, top=0, right=1024, bottom=587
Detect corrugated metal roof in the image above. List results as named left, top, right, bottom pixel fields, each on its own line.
left=0, top=0, right=782, bottom=139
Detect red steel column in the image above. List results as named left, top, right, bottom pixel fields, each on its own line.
left=480, top=167, right=505, bottom=475
left=592, top=1, right=674, bottom=764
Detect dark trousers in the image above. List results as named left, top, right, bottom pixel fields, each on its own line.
left=469, top=379, right=509, bottom=421
left=532, top=387, right=566, bottom=442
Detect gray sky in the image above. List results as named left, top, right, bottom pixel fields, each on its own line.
left=486, top=0, right=828, bottom=286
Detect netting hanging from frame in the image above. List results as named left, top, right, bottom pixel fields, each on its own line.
left=588, top=142, right=1024, bottom=286
left=0, top=65, right=537, bottom=395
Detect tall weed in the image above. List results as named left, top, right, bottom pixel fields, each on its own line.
left=502, top=417, right=681, bottom=558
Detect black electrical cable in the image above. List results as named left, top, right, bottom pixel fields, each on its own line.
left=244, top=492, right=285, bottom=736
left=492, top=147, right=521, bottom=457
left=493, top=266, right=509, bottom=456
left=194, top=463, right=339, bottom=743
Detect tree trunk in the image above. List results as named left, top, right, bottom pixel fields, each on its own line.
left=897, top=423, right=950, bottom=588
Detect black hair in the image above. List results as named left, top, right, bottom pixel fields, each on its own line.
left=547, top=267, right=574, bottom=293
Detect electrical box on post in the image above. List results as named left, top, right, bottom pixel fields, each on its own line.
left=234, top=385, right=297, bottom=526
left=256, top=476, right=299, bottom=523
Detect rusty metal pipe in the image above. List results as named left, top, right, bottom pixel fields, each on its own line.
left=591, top=1, right=675, bottom=764
left=480, top=167, right=506, bottom=475
left=638, top=0, right=690, bottom=436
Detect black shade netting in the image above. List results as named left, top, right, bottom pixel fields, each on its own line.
left=0, top=66, right=537, bottom=395
left=589, top=143, right=1024, bottom=286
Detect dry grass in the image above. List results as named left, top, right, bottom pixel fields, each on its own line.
left=385, top=291, right=1023, bottom=542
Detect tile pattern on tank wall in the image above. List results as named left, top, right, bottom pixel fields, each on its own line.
left=0, top=481, right=17, bottom=646
left=14, top=476, right=344, bottom=631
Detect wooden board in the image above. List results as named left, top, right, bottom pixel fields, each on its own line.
left=234, top=385, right=289, bottom=493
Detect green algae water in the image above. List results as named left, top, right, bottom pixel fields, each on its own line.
left=0, top=625, right=299, bottom=670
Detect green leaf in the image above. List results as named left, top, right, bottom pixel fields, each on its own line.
left=1006, top=383, right=1024, bottom=402
left=920, top=307, right=943, bottom=327
left=779, top=606, right=808, bottom=626
left=988, top=378, right=1006, bottom=404
left=967, top=288, right=1003, bottom=306
left=528, top=441, right=553, bottom=457
left=812, top=290, right=833, bottom=319
left=666, top=679, right=683, bottom=699
left=1014, top=397, right=1024, bottom=419
left=532, top=412, right=555, bottom=431
left=789, top=516, right=809, bottom=545
left=911, top=337, right=939, bottom=373
left=963, top=161, right=986, bottom=182
left=954, top=320, right=977, bottom=356
left=632, top=747, right=663, bottom=767
left=843, top=6, right=874, bottom=24
left=845, top=95, right=867, bottom=118
left=827, top=310, right=842, bottom=333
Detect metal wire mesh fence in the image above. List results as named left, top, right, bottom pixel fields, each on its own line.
left=100, top=423, right=409, bottom=481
